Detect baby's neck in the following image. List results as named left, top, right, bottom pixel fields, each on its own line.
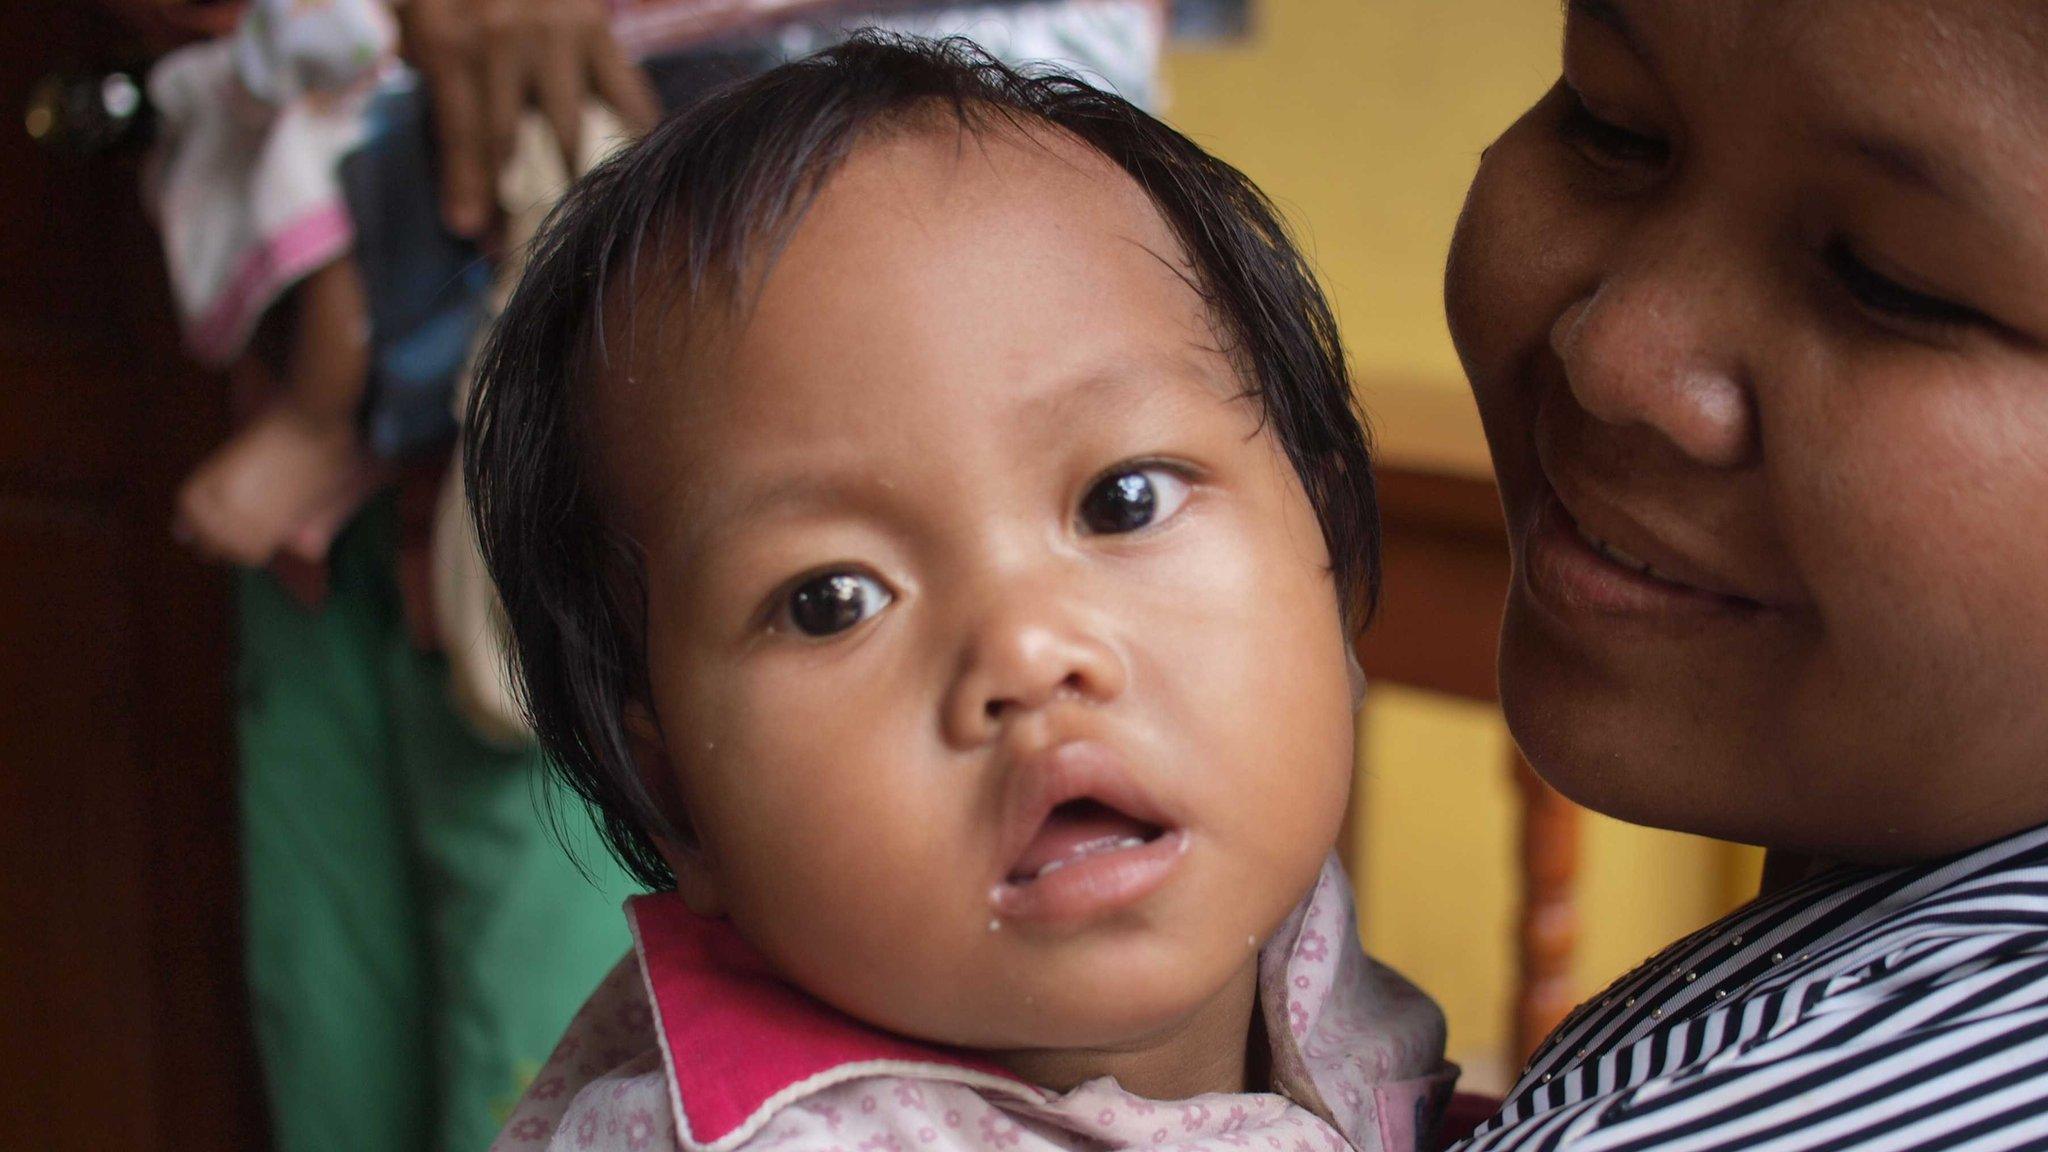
left=987, top=956, right=1263, bottom=1101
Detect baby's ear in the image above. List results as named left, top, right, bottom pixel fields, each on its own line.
left=1346, top=648, right=1368, bottom=713
left=623, top=700, right=727, bottom=918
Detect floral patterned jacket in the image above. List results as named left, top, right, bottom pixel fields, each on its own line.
left=493, top=856, right=1455, bottom=1152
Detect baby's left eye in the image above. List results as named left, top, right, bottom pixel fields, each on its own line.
left=1078, top=466, right=1192, bottom=535
left=780, top=571, right=893, bottom=638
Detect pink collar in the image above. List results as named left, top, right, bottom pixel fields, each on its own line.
left=627, top=896, right=1041, bottom=1152
left=625, top=857, right=1450, bottom=1152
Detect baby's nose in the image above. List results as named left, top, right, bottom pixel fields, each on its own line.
left=941, top=597, right=1128, bottom=747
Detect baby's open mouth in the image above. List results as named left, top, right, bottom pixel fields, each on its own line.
left=989, top=741, right=1188, bottom=925
left=1005, top=798, right=1167, bottom=884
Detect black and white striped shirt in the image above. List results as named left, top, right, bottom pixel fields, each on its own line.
left=1454, top=821, right=2048, bottom=1152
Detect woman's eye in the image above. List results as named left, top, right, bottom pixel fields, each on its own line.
left=1824, top=239, right=1987, bottom=332
left=1078, top=466, right=1192, bottom=535
left=1557, top=85, right=1668, bottom=168
left=780, top=571, right=892, bottom=638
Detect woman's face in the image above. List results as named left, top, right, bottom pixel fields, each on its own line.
left=1445, top=0, right=2048, bottom=862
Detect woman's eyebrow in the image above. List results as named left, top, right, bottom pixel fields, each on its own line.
left=1821, top=129, right=1983, bottom=211
left=1568, top=0, right=1657, bottom=67
left=1813, top=118, right=2033, bottom=231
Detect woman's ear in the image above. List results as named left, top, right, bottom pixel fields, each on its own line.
left=1347, top=648, right=1368, bottom=713
left=623, top=700, right=726, bottom=918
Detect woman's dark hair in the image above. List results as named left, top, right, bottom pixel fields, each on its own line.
left=465, top=33, right=1380, bottom=890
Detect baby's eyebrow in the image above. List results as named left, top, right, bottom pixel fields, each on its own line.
left=688, top=469, right=874, bottom=543
left=1051, top=346, right=1244, bottom=411
left=1017, top=365, right=1161, bottom=427
left=682, top=355, right=1225, bottom=549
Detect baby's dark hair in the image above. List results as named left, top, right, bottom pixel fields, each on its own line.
left=465, top=34, right=1380, bottom=890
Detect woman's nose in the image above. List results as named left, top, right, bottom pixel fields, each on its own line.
left=941, top=588, right=1128, bottom=748
left=1549, top=250, right=1760, bottom=470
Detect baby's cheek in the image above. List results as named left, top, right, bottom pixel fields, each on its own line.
left=1200, top=563, right=1352, bottom=851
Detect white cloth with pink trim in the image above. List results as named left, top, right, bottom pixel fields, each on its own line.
left=144, top=0, right=396, bottom=366
left=492, top=856, right=1456, bottom=1152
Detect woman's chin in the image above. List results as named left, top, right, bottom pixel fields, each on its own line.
left=1500, top=625, right=1745, bottom=840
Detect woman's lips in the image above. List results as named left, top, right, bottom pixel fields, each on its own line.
left=1524, top=489, right=1769, bottom=620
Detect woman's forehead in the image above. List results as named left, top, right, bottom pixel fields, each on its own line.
left=1782, top=0, right=2048, bottom=119
left=1580, top=0, right=2048, bottom=209
left=1582, top=0, right=2048, bottom=106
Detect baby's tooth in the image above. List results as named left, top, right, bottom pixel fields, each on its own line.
left=1031, top=831, right=1153, bottom=881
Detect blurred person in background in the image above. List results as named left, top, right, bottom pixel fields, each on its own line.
left=105, top=4, right=654, bottom=1152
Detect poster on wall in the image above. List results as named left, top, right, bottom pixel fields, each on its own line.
left=1171, top=0, right=1251, bottom=41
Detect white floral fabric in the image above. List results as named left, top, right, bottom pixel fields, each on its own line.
left=494, top=856, right=1454, bottom=1152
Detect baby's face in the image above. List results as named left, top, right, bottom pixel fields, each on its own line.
left=601, top=125, right=1354, bottom=1069
left=1447, top=0, right=2048, bottom=861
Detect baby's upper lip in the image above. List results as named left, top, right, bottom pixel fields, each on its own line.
left=995, top=739, right=1178, bottom=876
left=1547, top=476, right=1806, bottom=608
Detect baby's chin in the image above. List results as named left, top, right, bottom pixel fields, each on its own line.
left=879, top=929, right=1269, bottom=1063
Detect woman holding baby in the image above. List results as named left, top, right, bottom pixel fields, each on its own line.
left=1444, top=1, right=2048, bottom=1146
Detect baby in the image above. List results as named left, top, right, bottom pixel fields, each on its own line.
left=473, top=35, right=1452, bottom=1152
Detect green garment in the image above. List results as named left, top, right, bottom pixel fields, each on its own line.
left=235, top=495, right=635, bottom=1152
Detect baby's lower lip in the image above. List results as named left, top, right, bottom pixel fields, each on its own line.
left=990, top=830, right=1187, bottom=927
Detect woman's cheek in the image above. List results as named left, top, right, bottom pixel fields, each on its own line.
left=1447, top=150, right=1567, bottom=493
left=1810, top=369, right=2048, bottom=675
left=1449, top=143, right=1567, bottom=378
left=1444, top=167, right=1510, bottom=377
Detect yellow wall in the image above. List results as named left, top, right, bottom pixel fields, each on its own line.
left=1162, top=0, right=1564, bottom=382
left=1345, top=688, right=1759, bottom=1087
left=1160, top=2, right=1763, bottom=1088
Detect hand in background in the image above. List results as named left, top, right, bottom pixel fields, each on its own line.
left=172, top=258, right=379, bottom=571
left=93, top=0, right=243, bottom=47
left=398, top=0, right=660, bottom=238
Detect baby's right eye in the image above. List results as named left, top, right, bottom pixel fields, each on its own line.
left=777, top=571, right=893, bottom=638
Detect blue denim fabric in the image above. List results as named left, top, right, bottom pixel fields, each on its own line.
left=339, top=82, right=491, bottom=461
